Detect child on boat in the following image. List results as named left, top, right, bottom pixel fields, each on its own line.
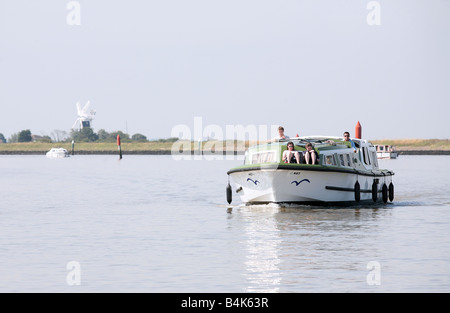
left=304, top=143, right=319, bottom=164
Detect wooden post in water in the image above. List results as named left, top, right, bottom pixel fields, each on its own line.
left=117, top=135, right=122, bottom=159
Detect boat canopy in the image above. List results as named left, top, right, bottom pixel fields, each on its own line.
left=243, top=136, right=379, bottom=171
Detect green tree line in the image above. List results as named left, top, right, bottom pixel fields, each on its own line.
left=0, top=129, right=178, bottom=143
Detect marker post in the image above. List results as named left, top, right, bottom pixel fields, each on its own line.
left=117, top=135, right=122, bottom=159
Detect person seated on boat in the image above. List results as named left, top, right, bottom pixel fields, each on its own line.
left=271, top=126, right=290, bottom=142
left=282, top=141, right=301, bottom=164
left=343, top=131, right=357, bottom=152
left=303, top=142, right=319, bottom=164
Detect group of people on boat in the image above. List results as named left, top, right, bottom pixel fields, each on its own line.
left=283, top=141, right=318, bottom=164
left=273, top=126, right=357, bottom=165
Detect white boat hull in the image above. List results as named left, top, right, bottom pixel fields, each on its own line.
left=230, top=168, right=393, bottom=204
left=377, top=152, right=398, bottom=159
left=46, top=148, right=70, bottom=158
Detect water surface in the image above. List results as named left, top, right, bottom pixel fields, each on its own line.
left=0, top=155, right=449, bottom=292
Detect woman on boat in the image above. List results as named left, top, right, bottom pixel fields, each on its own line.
left=282, top=141, right=301, bottom=164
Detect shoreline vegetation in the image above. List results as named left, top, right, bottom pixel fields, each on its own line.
left=0, top=139, right=449, bottom=155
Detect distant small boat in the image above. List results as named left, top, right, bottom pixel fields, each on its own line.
left=46, top=148, right=70, bottom=158
left=375, top=145, right=398, bottom=159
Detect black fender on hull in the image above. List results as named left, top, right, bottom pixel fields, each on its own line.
left=382, top=183, right=388, bottom=203
left=354, top=181, right=361, bottom=202
left=372, top=180, right=378, bottom=202
left=388, top=182, right=394, bottom=202
left=226, top=181, right=232, bottom=204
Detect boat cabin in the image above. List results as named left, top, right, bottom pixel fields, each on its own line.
left=243, top=136, right=379, bottom=171
left=375, top=144, right=399, bottom=159
left=375, top=145, right=396, bottom=153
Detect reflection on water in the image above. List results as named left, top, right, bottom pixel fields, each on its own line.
left=236, top=204, right=394, bottom=292
left=241, top=205, right=281, bottom=292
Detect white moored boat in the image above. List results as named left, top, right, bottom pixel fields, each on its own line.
left=375, top=145, right=398, bottom=159
left=227, top=136, right=395, bottom=205
left=46, top=148, right=70, bottom=158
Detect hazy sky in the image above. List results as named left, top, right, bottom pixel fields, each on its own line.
left=1, top=0, right=449, bottom=140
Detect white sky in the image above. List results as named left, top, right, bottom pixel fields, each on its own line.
left=1, top=0, right=449, bottom=140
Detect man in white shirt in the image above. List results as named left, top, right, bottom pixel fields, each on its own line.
left=272, top=126, right=289, bottom=142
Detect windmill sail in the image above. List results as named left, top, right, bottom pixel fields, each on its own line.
left=72, top=101, right=95, bottom=130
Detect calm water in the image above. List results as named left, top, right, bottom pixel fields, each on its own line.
left=0, top=155, right=449, bottom=292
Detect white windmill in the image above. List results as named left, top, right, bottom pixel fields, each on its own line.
left=72, top=101, right=96, bottom=130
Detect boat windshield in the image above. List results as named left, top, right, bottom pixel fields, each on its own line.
left=248, top=150, right=277, bottom=164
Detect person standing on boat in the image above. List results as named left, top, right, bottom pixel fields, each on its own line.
left=343, top=131, right=357, bottom=152
left=304, top=142, right=319, bottom=164
left=282, top=141, right=301, bottom=164
left=272, top=126, right=290, bottom=142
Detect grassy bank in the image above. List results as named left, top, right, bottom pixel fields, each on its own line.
left=370, top=139, right=450, bottom=151
left=0, top=139, right=449, bottom=153
left=0, top=140, right=249, bottom=153
left=0, top=141, right=174, bottom=152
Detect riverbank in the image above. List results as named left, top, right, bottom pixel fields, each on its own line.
left=370, top=139, right=450, bottom=151
left=0, top=141, right=244, bottom=155
left=0, top=139, right=449, bottom=155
